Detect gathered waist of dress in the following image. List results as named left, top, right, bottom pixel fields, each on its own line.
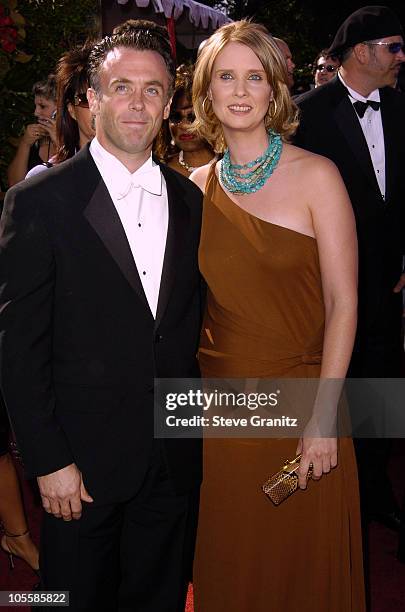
left=200, top=300, right=323, bottom=367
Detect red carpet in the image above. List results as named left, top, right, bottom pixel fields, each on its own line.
left=186, top=585, right=194, bottom=612
left=1, top=444, right=405, bottom=611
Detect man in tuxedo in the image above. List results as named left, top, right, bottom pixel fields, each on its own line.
left=294, top=3, right=405, bottom=594
left=0, top=22, right=203, bottom=610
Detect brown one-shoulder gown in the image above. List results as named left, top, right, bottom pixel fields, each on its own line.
left=193, top=166, right=365, bottom=612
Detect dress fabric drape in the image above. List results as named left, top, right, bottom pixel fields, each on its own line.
left=193, top=166, right=366, bottom=612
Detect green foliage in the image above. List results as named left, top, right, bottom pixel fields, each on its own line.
left=200, top=1, right=405, bottom=90
left=0, top=0, right=100, bottom=190
left=199, top=0, right=317, bottom=88
left=254, top=1, right=317, bottom=90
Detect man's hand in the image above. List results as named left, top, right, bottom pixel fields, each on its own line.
left=393, top=272, right=405, bottom=293
left=37, top=463, right=93, bottom=521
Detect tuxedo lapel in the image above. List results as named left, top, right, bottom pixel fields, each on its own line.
left=74, top=147, right=191, bottom=324
left=155, top=165, right=190, bottom=327
left=330, top=80, right=380, bottom=193
left=78, top=150, right=151, bottom=313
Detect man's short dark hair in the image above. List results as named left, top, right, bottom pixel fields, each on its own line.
left=312, top=49, right=339, bottom=72
left=88, top=20, right=175, bottom=98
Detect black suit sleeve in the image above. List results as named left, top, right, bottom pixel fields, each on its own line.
left=293, top=99, right=313, bottom=151
left=0, top=186, right=73, bottom=477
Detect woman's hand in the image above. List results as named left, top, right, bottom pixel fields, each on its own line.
left=22, top=123, right=47, bottom=147
left=296, top=436, right=337, bottom=490
left=37, top=116, right=57, bottom=145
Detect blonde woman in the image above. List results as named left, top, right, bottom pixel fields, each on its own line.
left=190, top=20, right=365, bottom=612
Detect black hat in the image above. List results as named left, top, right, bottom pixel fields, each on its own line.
left=328, top=5, right=403, bottom=56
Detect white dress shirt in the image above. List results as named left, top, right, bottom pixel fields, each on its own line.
left=338, top=72, right=385, bottom=199
left=90, top=137, right=168, bottom=318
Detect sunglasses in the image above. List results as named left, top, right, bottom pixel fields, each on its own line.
left=73, top=93, right=89, bottom=108
left=169, top=111, right=195, bottom=125
left=316, top=64, right=337, bottom=73
left=366, top=41, right=405, bottom=54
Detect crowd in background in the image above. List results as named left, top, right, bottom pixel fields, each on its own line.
left=5, top=31, right=405, bottom=190
left=5, top=25, right=401, bottom=190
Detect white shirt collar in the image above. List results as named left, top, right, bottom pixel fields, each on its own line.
left=338, top=71, right=380, bottom=103
left=90, top=137, right=162, bottom=199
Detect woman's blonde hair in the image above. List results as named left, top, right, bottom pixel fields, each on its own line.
left=192, top=20, right=299, bottom=153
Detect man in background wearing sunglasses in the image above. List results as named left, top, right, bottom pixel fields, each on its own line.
left=294, top=4, right=405, bottom=602
left=313, top=49, right=340, bottom=87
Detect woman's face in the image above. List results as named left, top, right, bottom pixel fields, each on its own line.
left=68, top=92, right=95, bottom=144
left=208, top=41, right=272, bottom=134
left=169, top=94, right=205, bottom=152
left=34, top=96, right=56, bottom=121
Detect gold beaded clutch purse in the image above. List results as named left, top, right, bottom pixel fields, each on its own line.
left=262, top=454, right=313, bottom=506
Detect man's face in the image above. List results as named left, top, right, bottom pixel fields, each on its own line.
left=314, top=55, right=340, bottom=87
left=365, top=36, right=405, bottom=88
left=88, top=47, right=171, bottom=166
left=276, top=39, right=295, bottom=90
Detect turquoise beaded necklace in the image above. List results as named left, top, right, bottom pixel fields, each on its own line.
left=220, top=129, right=283, bottom=195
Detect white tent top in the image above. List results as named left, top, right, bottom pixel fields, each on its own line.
left=115, top=0, right=230, bottom=32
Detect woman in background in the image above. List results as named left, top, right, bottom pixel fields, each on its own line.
left=190, top=20, right=365, bottom=612
left=155, top=64, right=217, bottom=176
left=26, top=42, right=95, bottom=178
left=7, top=75, right=57, bottom=186
left=0, top=398, right=39, bottom=575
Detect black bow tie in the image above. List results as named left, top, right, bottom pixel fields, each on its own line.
left=353, top=99, right=380, bottom=118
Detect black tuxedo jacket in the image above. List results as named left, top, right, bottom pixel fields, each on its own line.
left=294, top=77, right=405, bottom=367
left=0, top=145, right=203, bottom=503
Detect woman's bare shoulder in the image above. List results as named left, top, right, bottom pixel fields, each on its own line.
left=283, top=144, right=350, bottom=220
left=284, top=142, right=340, bottom=178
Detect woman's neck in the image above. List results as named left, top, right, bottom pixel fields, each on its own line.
left=79, top=130, right=92, bottom=149
left=182, top=146, right=215, bottom=167
left=223, top=126, right=269, bottom=166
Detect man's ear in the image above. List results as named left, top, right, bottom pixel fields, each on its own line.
left=87, top=87, right=100, bottom=115
left=353, top=43, right=368, bottom=65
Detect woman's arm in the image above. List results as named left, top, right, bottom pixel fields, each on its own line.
left=7, top=124, right=47, bottom=187
left=297, top=155, right=358, bottom=487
